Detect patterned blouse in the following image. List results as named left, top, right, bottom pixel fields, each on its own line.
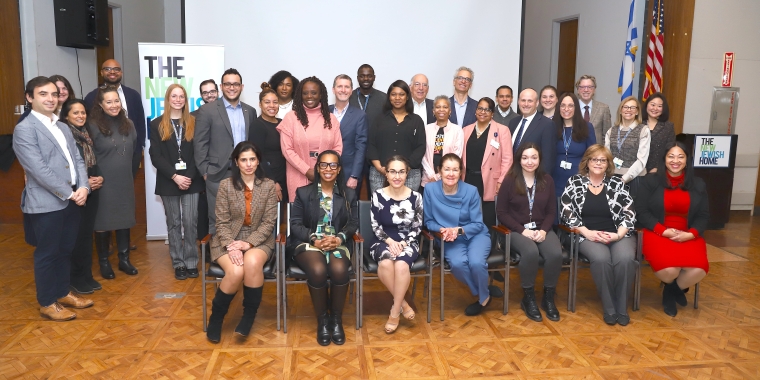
left=559, top=174, right=636, bottom=242
left=645, top=121, right=676, bottom=171
left=370, top=189, right=423, bottom=247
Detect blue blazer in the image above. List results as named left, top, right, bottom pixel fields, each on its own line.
left=423, top=180, right=488, bottom=240
left=85, top=84, right=147, bottom=149
left=448, top=95, right=477, bottom=127
left=508, top=113, right=556, bottom=175
left=329, top=104, right=368, bottom=179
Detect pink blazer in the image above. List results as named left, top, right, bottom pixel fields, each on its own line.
left=277, top=107, right=342, bottom=201
left=421, top=121, right=464, bottom=187
left=461, top=120, right=513, bottom=201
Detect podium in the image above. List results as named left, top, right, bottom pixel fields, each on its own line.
left=675, top=133, right=738, bottom=229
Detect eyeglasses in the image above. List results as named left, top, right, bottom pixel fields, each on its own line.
left=559, top=104, right=575, bottom=110
left=577, top=85, right=595, bottom=90
left=387, top=169, right=407, bottom=177
left=318, top=162, right=339, bottom=170
left=454, top=76, right=472, bottom=83
left=201, top=90, right=218, bottom=96
left=590, top=158, right=608, bottom=164
left=102, top=67, right=122, bottom=73
left=622, top=105, right=638, bottom=111
left=412, top=82, right=428, bottom=88
left=476, top=107, right=492, bottom=113
left=222, top=82, right=242, bottom=89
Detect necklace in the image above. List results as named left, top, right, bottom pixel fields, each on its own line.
left=110, top=135, right=127, bottom=156
left=475, top=123, right=489, bottom=138
left=588, top=175, right=605, bottom=188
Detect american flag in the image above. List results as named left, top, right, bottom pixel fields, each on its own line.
left=643, top=0, right=665, bottom=100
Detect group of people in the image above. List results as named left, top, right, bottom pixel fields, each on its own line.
left=14, top=61, right=708, bottom=348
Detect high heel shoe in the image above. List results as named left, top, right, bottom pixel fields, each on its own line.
left=401, top=301, right=416, bottom=320
left=384, top=308, right=401, bottom=334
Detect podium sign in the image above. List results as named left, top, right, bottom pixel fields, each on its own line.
left=693, top=135, right=732, bottom=168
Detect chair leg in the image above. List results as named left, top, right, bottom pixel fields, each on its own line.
left=275, top=247, right=281, bottom=332
left=202, top=242, right=208, bottom=332
left=283, top=281, right=288, bottom=333
left=694, top=282, right=700, bottom=309
left=504, top=234, right=510, bottom=315
left=427, top=269, right=432, bottom=323
left=440, top=242, right=445, bottom=321
left=411, top=277, right=418, bottom=299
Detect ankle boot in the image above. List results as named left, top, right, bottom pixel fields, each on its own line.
left=329, top=282, right=349, bottom=345
left=95, top=232, right=115, bottom=279
left=207, top=288, right=235, bottom=343
left=115, top=229, right=138, bottom=275
left=662, top=281, right=678, bottom=317
left=521, top=287, right=543, bottom=322
left=541, top=286, right=560, bottom=321
left=308, top=283, right=331, bottom=346
left=235, top=285, right=263, bottom=337
left=672, top=282, right=687, bottom=307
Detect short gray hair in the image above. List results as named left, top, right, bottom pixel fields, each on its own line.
left=333, top=74, right=352, bottom=88
left=454, top=66, right=474, bottom=82
left=434, top=95, right=450, bottom=107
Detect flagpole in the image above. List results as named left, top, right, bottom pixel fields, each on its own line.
left=636, top=0, right=651, bottom=101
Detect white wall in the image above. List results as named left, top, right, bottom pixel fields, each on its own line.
left=683, top=0, right=760, bottom=210
left=522, top=0, right=640, bottom=108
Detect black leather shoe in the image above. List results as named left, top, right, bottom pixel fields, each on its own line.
left=673, top=285, right=687, bottom=307
left=488, top=285, right=504, bottom=298
left=520, top=287, right=543, bottom=322
left=491, top=271, right=505, bottom=282
left=70, top=279, right=94, bottom=295
left=616, top=314, right=630, bottom=326
left=187, top=268, right=199, bottom=278
left=316, top=313, right=331, bottom=346
left=465, top=297, right=491, bottom=316
left=541, top=287, right=560, bottom=321
left=175, top=267, right=188, bottom=280
left=99, top=258, right=115, bottom=279
left=603, top=313, right=618, bottom=325
left=130, top=244, right=137, bottom=250
left=86, top=277, right=102, bottom=291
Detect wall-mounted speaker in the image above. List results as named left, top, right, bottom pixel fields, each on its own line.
left=53, top=0, right=109, bottom=49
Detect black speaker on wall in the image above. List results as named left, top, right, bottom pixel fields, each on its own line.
left=53, top=0, right=110, bottom=49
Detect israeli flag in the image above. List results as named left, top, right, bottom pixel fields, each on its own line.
left=618, top=0, right=639, bottom=99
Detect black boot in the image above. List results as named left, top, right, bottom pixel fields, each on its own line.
left=235, top=285, right=263, bottom=337
left=329, top=282, right=349, bottom=345
left=308, top=283, right=331, bottom=346
left=115, top=229, right=138, bottom=275
left=95, top=232, right=115, bottom=279
left=673, top=283, right=687, bottom=307
left=207, top=288, right=235, bottom=343
left=662, top=281, right=678, bottom=317
left=521, top=287, right=543, bottom=322
left=541, top=287, right=560, bottom=321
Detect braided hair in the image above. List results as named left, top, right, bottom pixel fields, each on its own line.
left=292, top=76, right=332, bottom=129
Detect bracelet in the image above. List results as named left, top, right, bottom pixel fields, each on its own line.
left=171, top=174, right=177, bottom=179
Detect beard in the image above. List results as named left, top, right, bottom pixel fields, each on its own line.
left=103, top=77, right=121, bottom=86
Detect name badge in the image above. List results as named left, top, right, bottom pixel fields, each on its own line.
left=490, top=139, right=500, bottom=150
left=613, top=157, right=624, bottom=169
left=523, top=222, right=536, bottom=230
left=175, top=160, right=187, bottom=170
left=560, top=160, right=572, bottom=170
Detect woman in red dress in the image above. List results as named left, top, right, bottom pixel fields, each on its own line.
left=637, top=142, right=709, bottom=317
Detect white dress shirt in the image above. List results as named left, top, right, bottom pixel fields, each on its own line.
left=30, top=110, right=77, bottom=196
left=580, top=99, right=594, bottom=117
left=332, top=103, right=349, bottom=122
left=413, top=99, right=428, bottom=125
left=511, top=111, right=537, bottom=144
left=117, top=85, right=129, bottom=117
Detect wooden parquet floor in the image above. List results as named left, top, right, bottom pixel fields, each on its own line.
left=2, top=211, right=760, bottom=379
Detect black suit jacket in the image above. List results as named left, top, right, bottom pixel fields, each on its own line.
left=448, top=95, right=477, bottom=127
left=423, top=98, right=435, bottom=124
left=349, top=88, right=386, bottom=129
left=148, top=116, right=204, bottom=196
left=636, top=173, right=710, bottom=236
left=508, top=113, right=556, bottom=175
left=288, top=184, right=359, bottom=252
left=329, top=104, right=368, bottom=179
left=85, top=84, right=146, bottom=149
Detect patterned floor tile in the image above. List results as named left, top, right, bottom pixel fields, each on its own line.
left=106, top=296, right=179, bottom=319
left=485, top=309, right=555, bottom=337
left=152, top=320, right=221, bottom=350
left=361, top=314, right=430, bottom=344
left=0, top=296, right=45, bottom=321
left=631, top=330, right=719, bottom=364
left=667, top=364, right=748, bottom=379
left=596, top=367, right=675, bottom=379
left=504, top=336, right=590, bottom=372
left=53, top=351, right=143, bottom=379
left=290, top=347, right=363, bottom=379
left=437, top=340, right=520, bottom=377
left=136, top=351, right=211, bottom=379
left=5, top=320, right=95, bottom=352
left=367, top=343, right=445, bottom=379
left=700, top=300, right=760, bottom=325
left=0, top=276, right=33, bottom=296
left=293, top=317, right=359, bottom=348
left=686, top=327, right=760, bottom=362
left=80, top=320, right=163, bottom=349
left=428, top=312, right=497, bottom=341
left=0, top=354, right=65, bottom=379
left=567, top=333, right=659, bottom=368
left=222, top=315, right=289, bottom=348
left=212, top=349, right=288, bottom=379
left=0, top=322, right=30, bottom=352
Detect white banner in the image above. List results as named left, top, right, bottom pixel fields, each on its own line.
left=138, top=43, right=225, bottom=240
left=693, top=135, right=732, bottom=168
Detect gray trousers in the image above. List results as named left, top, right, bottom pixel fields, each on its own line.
left=369, top=166, right=421, bottom=193
left=510, top=230, right=563, bottom=288
left=161, top=193, right=200, bottom=269
left=579, top=236, right=636, bottom=315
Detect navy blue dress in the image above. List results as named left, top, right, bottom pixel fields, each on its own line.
left=553, top=122, right=596, bottom=195
left=370, top=189, right=423, bottom=266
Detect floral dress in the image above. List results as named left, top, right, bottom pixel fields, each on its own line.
left=370, top=188, right=423, bottom=266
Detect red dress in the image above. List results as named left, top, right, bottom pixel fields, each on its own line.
left=642, top=173, right=709, bottom=272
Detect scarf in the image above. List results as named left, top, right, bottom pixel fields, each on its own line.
left=68, top=124, right=97, bottom=168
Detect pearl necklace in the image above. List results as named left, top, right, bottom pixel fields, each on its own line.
left=588, top=175, right=605, bottom=188
left=475, top=124, right=488, bottom=138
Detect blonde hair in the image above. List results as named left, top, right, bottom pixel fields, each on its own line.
left=614, top=95, right=643, bottom=126
left=578, top=144, right=615, bottom=177
left=159, top=84, right=195, bottom=141
left=575, top=74, right=597, bottom=89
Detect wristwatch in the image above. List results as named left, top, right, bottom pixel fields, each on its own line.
left=457, top=227, right=464, bottom=236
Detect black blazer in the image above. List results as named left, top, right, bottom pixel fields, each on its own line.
left=423, top=98, right=436, bottom=124
left=148, top=115, right=204, bottom=196
left=636, top=173, right=710, bottom=235
left=508, top=112, right=556, bottom=175
left=288, top=184, right=359, bottom=253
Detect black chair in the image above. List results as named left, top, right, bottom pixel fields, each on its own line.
left=201, top=203, right=281, bottom=331
left=280, top=203, right=358, bottom=333
left=356, top=200, right=433, bottom=326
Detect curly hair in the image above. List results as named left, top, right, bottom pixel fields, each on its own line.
left=89, top=85, right=132, bottom=137
left=292, top=76, right=332, bottom=129
left=268, top=70, right=299, bottom=100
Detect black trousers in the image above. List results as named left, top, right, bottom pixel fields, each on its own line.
left=29, top=201, right=80, bottom=306
left=71, top=190, right=99, bottom=282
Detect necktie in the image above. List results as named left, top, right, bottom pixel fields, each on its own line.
left=583, top=105, right=590, bottom=123
left=513, top=118, right=528, bottom=152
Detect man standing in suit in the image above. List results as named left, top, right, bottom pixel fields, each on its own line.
left=508, top=88, right=555, bottom=175
left=330, top=74, right=368, bottom=192
left=576, top=74, right=612, bottom=144
left=192, top=79, right=219, bottom=116
left=449, top=67, right=477, bottom=127
left=410, top=73, right=435, bottom=125
left=194, top=68, right=257, bottom=234
left=493, top=85, right=519, bottom=126
left=349, top=64, right=386, bottom=128
left=191, top=79, right=219, bottom=240
left=84, top=59, right=146, bottom=178
left=14, top=77, right=94, bottom=321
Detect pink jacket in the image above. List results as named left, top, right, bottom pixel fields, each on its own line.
left=421, top=121, right=464, bottom=187
left=461, top=120, right=513, bottom=201
left=277, top=106, right=342, bottom=201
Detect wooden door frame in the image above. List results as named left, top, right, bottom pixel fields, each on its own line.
left=550, top=15, right=581, bottom=88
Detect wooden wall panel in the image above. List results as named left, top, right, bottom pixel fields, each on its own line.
left=557, top=19, right=579, bottom=95
left=0, top=0, right=25, bottom=136
left=660, top=0, right=695, bottom=134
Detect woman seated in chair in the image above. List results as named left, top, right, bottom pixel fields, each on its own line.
left=637, top=142, right=709, bottom=317
left=370, top=155, right=423, bottom=334
left=423, top=153, right=491, bottom=316
left=289, top=150, right=358, bottom=346
left=206, top=141, right=279, bottom=343
left=559, top=144, right=636, bottom=326
left=496, top=142, right=563, bottom=322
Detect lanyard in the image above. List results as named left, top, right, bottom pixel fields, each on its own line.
left=357, top=90, right=369, bottom=111
left=616, top=126, right=634, bottom=152
left=171, top=119, right=183, bottom=157
left=562, top=127, right=572, bottom=157
left=525, top=176, right=536, bottom=222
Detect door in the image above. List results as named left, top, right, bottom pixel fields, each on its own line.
left=95, top=7, right=115, bottom=84
left=0, top=0, right=25, bottom=135
left=556, top=19, right=579, bottom=95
